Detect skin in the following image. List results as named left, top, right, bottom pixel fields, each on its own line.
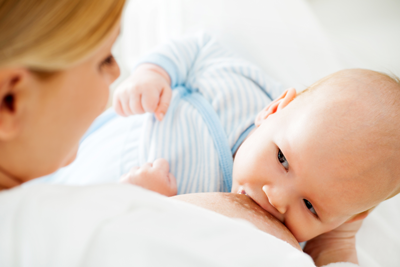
left=0, top=23, right=121, bottom=186
left=120, top=158, right=177, bottom=196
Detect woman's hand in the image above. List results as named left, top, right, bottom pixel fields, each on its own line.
left=304, top=219, right=363, bottom=266
left=113, top=63, right=172, bottom=121
left=120, top=158, right=177, bottom=197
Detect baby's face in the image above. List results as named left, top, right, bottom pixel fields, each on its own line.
left=232, top=87, right=395, bottom=242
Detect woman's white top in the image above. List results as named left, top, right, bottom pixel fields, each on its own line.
left=0, top=184, right=357, bottom=267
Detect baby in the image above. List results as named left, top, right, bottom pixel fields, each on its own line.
left=114, top=34, right=400, bottom=242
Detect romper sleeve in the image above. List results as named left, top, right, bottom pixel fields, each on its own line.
left=136, top=33, right=284, bottom=102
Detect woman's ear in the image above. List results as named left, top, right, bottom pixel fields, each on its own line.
left=0, top=68, right=28, bottom=140
left=255, top=88, right=297, bottom=127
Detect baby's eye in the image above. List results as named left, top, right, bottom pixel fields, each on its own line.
left=277, top=149, right=289, bottom=170
left=304, top=199, right=317, bottom=215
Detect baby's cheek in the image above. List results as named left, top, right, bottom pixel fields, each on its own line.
left=285, top=219, right=317, bottom=243
left=232, top=162, right=253, bottom=188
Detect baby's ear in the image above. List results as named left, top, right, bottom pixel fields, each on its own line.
left=255, top=88, right=297, bottom=127
left=345, top=210, right=369, bottom=224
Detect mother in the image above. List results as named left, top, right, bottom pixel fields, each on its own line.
left=0, top=0, right=122, bottom=184
left=0, top=1, right=356, bottom=266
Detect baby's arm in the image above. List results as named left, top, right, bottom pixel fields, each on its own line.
left=119, top=158, right=177, bottom=197
left=113, top=34, right=213, bottom=119
left=113, top=33, right=282, bottom=119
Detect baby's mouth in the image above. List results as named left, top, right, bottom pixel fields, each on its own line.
left=237, top=187, right=248, bottom=196
left=237, top=187, right=265, bottom=211
left=237, top=186, right=284, bottom=223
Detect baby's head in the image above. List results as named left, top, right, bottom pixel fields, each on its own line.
left=232, top=69, right=400, bottom=242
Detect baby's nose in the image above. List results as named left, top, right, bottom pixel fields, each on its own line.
left=262, top=185, right=288, bottom=215
left=274, top=204, right=287, bottom=215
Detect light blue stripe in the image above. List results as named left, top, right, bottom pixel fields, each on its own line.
left=215, top=68, right=230, bottom=132
left=250, top=66, right=273, bottom=101
left=231, top=124, right=255, bottom=154
left=177, top=86, right=233, bottom=191
left=185, top=100, right=198, bottom=193
left=244, top=66, right=253, bottom=116
left=179, top=102, right=194, bottom=194
left=176, top=107, right=185, bottom=194
left=193, top=113, right=201, bottom=192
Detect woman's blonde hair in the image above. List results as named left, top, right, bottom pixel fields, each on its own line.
left=0, top=0, right=125, bottom=71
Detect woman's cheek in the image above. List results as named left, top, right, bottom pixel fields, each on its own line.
left=89, top=74, right=110, bottom=113
left=108, top=63, right=121, bottom=84
left=63, top=144, right=79, bottom=167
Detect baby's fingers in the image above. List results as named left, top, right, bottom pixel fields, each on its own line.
left=128, top=91, right=145, bottom=115
left=141, top=88, right=161, bottom=113
left=155, top=86, right=172, bottom=121
left=167, top=172, right=178, bottom=195
left=113, top=88, right=138, bottom=116
left=113, top=88, right=131, bottom=116
left=113, top=96, right=125, bottom=116
left=153, top=158, right=177, bottom=196
left=153, top=158, right=170, bottom=172
left=119, top=166, right=140, bottom=184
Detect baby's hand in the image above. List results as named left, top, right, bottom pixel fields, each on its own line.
left=119, top=158, right=177, bottom=197
left=113, top=63, right=172, bottom=121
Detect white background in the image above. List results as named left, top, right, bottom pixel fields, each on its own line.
left=112, top=0, right=400, bottom=91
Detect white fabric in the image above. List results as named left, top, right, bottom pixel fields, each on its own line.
left=356, top=194, right=400, bottom=267
left=309, top=0, right=400, bottom=78
left=0, top=184, right=318, bottom=267
left=119, top=0, right=343, bottom=91
left=323, top=264, right=359, bottom=267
